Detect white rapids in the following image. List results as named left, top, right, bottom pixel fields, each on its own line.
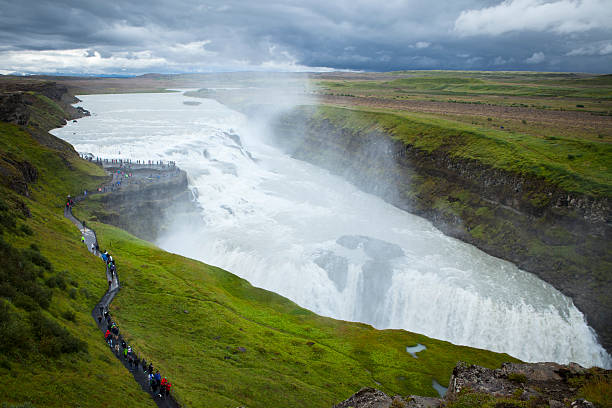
left=52, top=91, right=612, bottom=368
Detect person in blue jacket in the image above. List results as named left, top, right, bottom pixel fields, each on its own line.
left=154, top=370, right=162, bottom=395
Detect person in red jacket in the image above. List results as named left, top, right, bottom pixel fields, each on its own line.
left=162, top=378, right=171, bottom=398
left=160, top=377, right=167, bottom=398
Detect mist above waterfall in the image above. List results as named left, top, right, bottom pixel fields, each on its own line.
left=52, top=90, right=612, bottom=369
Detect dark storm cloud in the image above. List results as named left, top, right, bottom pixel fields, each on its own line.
left=0, top=0, right=610, bottom=74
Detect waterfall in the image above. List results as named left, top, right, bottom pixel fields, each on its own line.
left=52, top=91, right=612, bottom=368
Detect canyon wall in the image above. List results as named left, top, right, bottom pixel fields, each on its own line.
left=272, top=106, right=612, bottom=355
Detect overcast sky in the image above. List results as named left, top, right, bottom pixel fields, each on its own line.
left=0, top=0, right=611, bottom=74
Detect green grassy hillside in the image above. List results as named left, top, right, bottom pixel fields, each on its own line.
left=0, top=121, right=155, bottom=407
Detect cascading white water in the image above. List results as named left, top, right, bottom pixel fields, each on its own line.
left=52, top=91, right=612, bottom=368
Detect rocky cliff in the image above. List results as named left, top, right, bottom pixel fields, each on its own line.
left=334, top=361, right=610, bottom=408
left=0, top=79, right=90, bottom=154
left=89, top=167, right=200, bottom=243
left=0, top=80, right=94, bottom=212
left=271, top=106, right=612, bottom=355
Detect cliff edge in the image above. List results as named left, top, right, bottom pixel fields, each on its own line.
left=334, top=361, right=611, bottom=408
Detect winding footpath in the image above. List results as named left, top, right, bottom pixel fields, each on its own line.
left=64, top=161, right=181, bottom=408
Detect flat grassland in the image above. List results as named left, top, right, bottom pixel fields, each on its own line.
left=314, top=71, right=612, bottom=142
left=311, top=71, right=612, bottom=198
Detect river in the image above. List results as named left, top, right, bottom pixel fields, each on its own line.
left=51, top=91, right=611, bottom=368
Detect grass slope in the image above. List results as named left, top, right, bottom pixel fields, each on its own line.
left=70, top=218, right=517, bottom=408
left=0, top=121, right=155, bottom=407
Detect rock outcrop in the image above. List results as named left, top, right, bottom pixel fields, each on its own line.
left=92, top=167, right=201, bottom=242
left=334, top=361, right=610, bottom=408
left=0, top=153, right=38, bottom=197
left=0, top=80, right=90, bottom=126
left=0, top=80, right=90, bottom=155
left=0, top=92, right=30, bottom=125
left=333, top=387, right=442, bottom=408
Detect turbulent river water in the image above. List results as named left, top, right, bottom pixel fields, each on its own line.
left=52, top=92, right=611, bottom=368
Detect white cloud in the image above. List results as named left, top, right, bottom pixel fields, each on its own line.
left=525, top=51, right=546, bottom=63
left=0, top=48, right=168, bottom=74
left=413, top=41, right=431, bottom=49
left=259, top=47, right=336, bottom=72
left=454, top=0, right=612, bottom=36
left=493, top=56, right=507, bottom=65
left=566, top=41, right=612, bottom=56
left=1, top=0, right=611, bottom=73
left=259, top=60, right=335, bottom=72
left=0, top=43, right=335, bottom=74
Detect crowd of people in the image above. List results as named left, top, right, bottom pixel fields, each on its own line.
left=87, top=156, right=177, bottom=168
left=100, top=250, right=116, bottom=286
left=78, top=153, right=177, bottom=169
left=65, top=164, right=177, bottom=404
left=92, top=219, right=174, bottom=401
left=100, top=306, right=173, bottom=399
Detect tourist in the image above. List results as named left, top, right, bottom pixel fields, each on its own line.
left=160, top=377, right=168, bottom=398
left=154, top=370, right=161, bottom=394
left=164, top=379, right=172, bottom=398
